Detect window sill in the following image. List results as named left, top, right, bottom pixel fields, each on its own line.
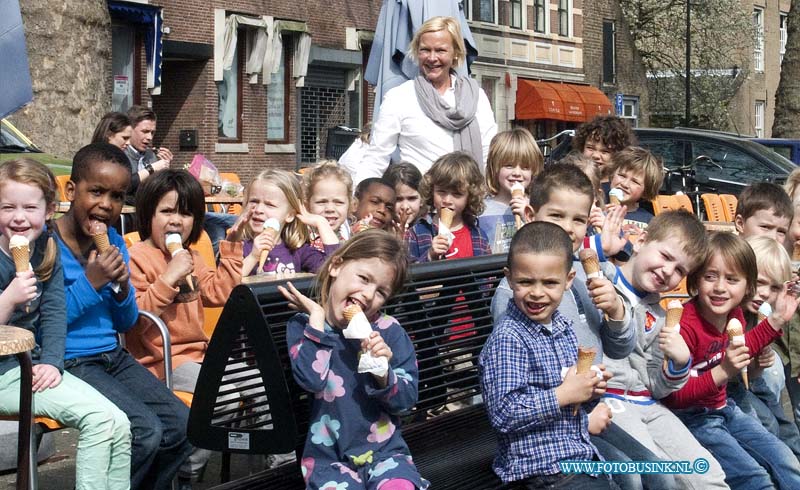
left=265, top=143, right=296, bottom=154
left=215, top=143, right=249, bottom=153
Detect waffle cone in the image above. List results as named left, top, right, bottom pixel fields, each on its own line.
left=344, top=304, right=362, bottom=322
left=793, top=242, right=800, bottom=261
left=166, top=242, right=182, bottom=255
left=573, top=347, right=596, bottom=415
left=609, top=195, right=621, bottom=206
left=665, top=306, right=683, bottom=329
left=726, top=324, right=744, bottom=339
left=11, top=245, right=30, bottom=273
left=439, top=208, right=454, bottom=228
left=512, top=189, right=525, bottom=198
left=727, top=319, right=748, bottom=389
left=758, top=313, right=767, bottom=323
left=92, top=233, right=110, bottom=253
left=578, top=249, right=600, bottom=277
left=257, top=228, right=279, bottom=270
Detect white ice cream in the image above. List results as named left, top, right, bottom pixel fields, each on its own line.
left=8, top=235, right=29, bottom=248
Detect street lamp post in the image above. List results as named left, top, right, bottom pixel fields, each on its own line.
left=685, top=0, right=691, bottom=126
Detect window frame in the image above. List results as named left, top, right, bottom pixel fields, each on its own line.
left=534, top=0, right=547, bottom=34
left=754, top=100, right=765, bottom=138
left=510, top=0, right=523, bottom=29
left=474, top=0, right=496, bottom=24
left=602, top=20, right=616, bottom=84
left=217, top=30, right=244, bottom=143
left=266, top=39, right=292, bottom=144
left=780, top=13, right=788, bottom=65
left=753, top=8, right=764, bottom=73
left=558, top=0, right=571, bottom=37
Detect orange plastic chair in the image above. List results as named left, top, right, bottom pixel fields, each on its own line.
left=673, top=194, right=694, bottom=215
left=651, top=195, right=677, bottom=216
left=701, top=194, right=727, bottom=222
left=215, top=172, right=243, bottom=216
left=55, top=174, right=70, bottom=201
left=719, top=194, right=738, bottom=222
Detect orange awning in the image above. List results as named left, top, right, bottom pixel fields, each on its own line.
left=515, top=80, right=613, bottom=122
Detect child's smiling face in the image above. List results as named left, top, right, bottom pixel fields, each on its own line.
left=247, top=182, right=295, bottom=235
left=695, top=252, right=748, bottom=327
left=0, top=181, right=53, bottom=251
left=507, top=251, right=574, bottom=324
left=354, top=183, right=395, bottom=230
left=64, top=161, right=129, bottom=240
left=325, top=257, right=395, bottom=328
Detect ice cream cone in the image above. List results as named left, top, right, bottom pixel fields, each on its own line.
left=258, top=218, right=281, bottom=272
left=662, top=300, right=684, bottom=371
left=511, top=182, right=526, bottom=230
left=758, top=302, right=772, bottom=324
left=727, top=318, right=748, bottom=389
left=609, top=188, right=624, bottom=206
left=579, top=249, right=602, bottom=280
left=439, top=208, right=455, bottom=229
left=9, top=236, right=31, bottom=313
left=90, top=222, right=110, bottom=253
left=344, top=304, right=362, bottom=322
left=573, top=347, right=597, bottom=415
left=793, top=242, right=800, bottom=261
left=165, top=234, right=193, bottom=291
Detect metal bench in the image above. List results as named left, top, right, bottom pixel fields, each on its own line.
left=187, top=254, right=508, bottom=489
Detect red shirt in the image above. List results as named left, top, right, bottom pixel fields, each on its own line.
left=445, top=225, right=474, bottom=259
left=662, top=299, right=782, bottom=410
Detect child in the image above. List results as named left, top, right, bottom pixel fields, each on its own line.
left=572, top=115, right=636, bottom=180
left=479, top=128, right=543, bottom=253
left=303, top=160, right=353, bottom=248
left=597, top=146, right=663, bottom=245
left=727, top=236, right=800, bottom=458
left=784, top=168, right=800, bottom=203
left=55, top=143, right=191, bottom=490
left=663, top=232, right=800, bottom=489
left=352, top=177, right=397, bottom=233
left=278, top=229, right=429, bottom=490
left=735, top=182, right=793, bottom=246
left=407, top=151, right=491, bottom=262
left=480, top=221, right=613, bottom=488
left=600, top=210, right=728, bottom=489
left=240, top=169, right=339, bottom=276
left=0, top=157, right=131, bottom=490
left=383, top=162, right=425, bottom=238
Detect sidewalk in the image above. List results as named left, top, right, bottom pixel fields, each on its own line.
left=0, top=428, right=264, bottom=489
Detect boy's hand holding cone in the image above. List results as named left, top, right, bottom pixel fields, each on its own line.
left=9, top=235, right=32, bottom=312
left=257, top=218, right=281, bottom=272
left=726, top=318, right=749, bottom=389
left=90, top=222, right=121, bottom=293
left=165, top=233, right=193, bottom=291
left=580, top=249, right=624, bottom=320
left=661, top=300, right=684, bottom=371
left=573, top=347, right=597, bottom=415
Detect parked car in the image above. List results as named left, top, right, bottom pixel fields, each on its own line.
left=548, top=127, right=794, bottom=197
left=0, top=118, right=71, bottom=176
left=749, top=138, right=800, bottom=165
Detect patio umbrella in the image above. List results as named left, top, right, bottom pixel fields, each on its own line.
left=364, top=0, right=478, bottom=120
left=0, top=0, right=33, bottom=118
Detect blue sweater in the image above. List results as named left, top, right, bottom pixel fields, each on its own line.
left=0, top=232, right=67, bottom=375
left=56, top=227, right=139, bottom=359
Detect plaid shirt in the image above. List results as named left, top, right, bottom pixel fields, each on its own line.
left=479, top=300, right=599, bottom=483
left=407, top=214, right=491, bottom=262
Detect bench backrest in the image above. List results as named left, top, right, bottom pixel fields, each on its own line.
left=188, top=254, right=507, bottom=454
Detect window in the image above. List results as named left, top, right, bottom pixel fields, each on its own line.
left=780, top=13, right=788, bottom=65
left=691, top=140, right=774, bottom=186
left=621, top=97, right=639, bottom=128
left=111, top=24, right=137, bottom=112
left=481, top=77, right=497, bottom=112
left=474, top=0, right=495, bottom=23
left=267, top=46, right=290, bottom=142
left=558, top=0, right=571, bottom=37
left=534, top=0, right=546, bottom=33
left=754, top=100, right=765, bottom=138
left=217, top=35, right=242, bottom=140
left=510, top=0, right=522, bottom=29
left=753, top=8, right=764, bottom=72
left=640, top=138, right=685, bottom=172
left=602, top=21, right=616, bottom=84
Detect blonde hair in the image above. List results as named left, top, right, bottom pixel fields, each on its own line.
left=242, top=169, right=307, bottom=250
left=302, top=160, right=353, bottom=207
left=484, top=128, right=544, bottom=195
left=420, top=151, right=486, bottom=225
left=408, top=16, right=466, bottom=68
left=0, top=158, right=58, bottom=282
left=785, top=168, right=800, bottom=202
left=747, top=235, right=792, bottom=285
left=610, top=146, right=664, bottom=201
left=316, top=229, right=408, bottom=307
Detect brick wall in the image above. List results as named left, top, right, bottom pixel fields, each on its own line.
left=581, top=0, right=649, bottom=126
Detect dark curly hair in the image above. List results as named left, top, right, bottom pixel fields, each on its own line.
left=572, top=115, right=636, bottom=154
left=420, top=151, right=486, bottom=226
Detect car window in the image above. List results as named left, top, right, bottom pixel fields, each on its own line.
left=691, top=140, right=776, bottom=185
left=637, top=138, right=685, bottom=170
left=0, top=123, right=27, bottom=148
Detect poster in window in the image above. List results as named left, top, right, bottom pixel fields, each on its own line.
left=267, top=61, right=286, bottom=140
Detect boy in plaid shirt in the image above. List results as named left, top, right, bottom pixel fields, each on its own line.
left=480, top=221, right=616, bottom=489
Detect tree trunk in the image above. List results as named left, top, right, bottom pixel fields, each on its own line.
left=773, top=2, right=800, bottom=137
left=8, top=0, right=111, bottom=158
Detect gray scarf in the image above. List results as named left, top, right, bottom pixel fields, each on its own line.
left=414, top=72, right=483, bottom=166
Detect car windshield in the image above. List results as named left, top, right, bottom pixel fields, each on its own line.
left=734, top=139, right=795, bottom=171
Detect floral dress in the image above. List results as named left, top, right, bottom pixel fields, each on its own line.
left=287, top=312, right=430, bottom=490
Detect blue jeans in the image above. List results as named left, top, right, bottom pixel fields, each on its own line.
left=593, top=423, right=676, bottom=490
left=730, top=377, right=800, bottom=457
left=518, top=472, right=618, bottom=489
left=65, top=345, right=192, bottom=490
left=203, top=212, right=238, bottom=257
left=675, top=399, right=800, bottom=490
